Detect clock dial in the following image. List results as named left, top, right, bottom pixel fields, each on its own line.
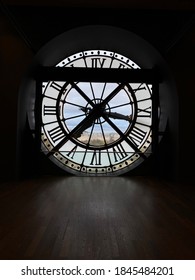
left=41, top=50, right=153, bottom=175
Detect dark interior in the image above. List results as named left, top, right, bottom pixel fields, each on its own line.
left=0, top=0, right=194, bottom=260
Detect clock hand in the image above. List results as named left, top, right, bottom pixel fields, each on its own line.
left=79, top=106, right=91, bottom=114
left=105, top=111, right=132, bottom=121
left=74, top=106, right=111, bottom=138
left=71, top=107, right=93, bottom=138
left=73, top=111, right=132, bottom=139
left=72, top=117, right=94, bottom=138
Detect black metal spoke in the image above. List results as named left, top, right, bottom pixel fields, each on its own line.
left=90, top=83, right=96, bottom=103
left=64, top=113, right=86, bottom=121
left=63, top=100, right=86, bottom=108
left=99, top=122, right=107, bottom=146
left=100, top=82, right=107, bottom=100
left=88, top=122, right=95, bottom=146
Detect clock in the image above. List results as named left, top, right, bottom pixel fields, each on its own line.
left=17, top=24, right=177, bottom=178
left=40, top=49, right=155, bottom=176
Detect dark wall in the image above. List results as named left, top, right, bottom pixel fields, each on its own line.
left=166, top=25, right=195, bottom=181
left=0, top=11, right=33, bottom=180
left=0, top=6, right=194, bottom=181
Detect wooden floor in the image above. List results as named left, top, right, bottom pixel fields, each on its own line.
left=0, top=175, right=194, bottom=260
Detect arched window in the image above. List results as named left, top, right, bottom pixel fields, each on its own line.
left=17, top=26, right=178, bottom=177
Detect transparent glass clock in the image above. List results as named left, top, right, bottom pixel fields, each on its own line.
left=41, top=50, right=153, bottom=175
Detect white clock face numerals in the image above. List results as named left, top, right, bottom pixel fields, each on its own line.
left=41, top=50, right=153, bottom=175
left=57, top=50, right=140, bottom=69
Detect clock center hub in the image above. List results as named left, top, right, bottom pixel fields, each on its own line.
left=85, top=98, right=110, bottom=124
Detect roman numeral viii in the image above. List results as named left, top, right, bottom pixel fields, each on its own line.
left=112, top=143, right=128, bottom=162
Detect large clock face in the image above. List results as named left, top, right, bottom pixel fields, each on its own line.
left=41, top=50, right=153, bottom=176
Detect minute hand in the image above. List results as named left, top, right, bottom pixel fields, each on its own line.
left=105, top=111, right=132, bottom=121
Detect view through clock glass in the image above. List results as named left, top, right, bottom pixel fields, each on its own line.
left=41, top=50, right=153, bottom=176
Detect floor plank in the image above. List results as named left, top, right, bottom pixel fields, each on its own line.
left=0, top=176, right=194, bottom=259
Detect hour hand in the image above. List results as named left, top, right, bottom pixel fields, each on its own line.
left=72, top=119, right=93, bottom=138
left=79, top=106, right=91, bottom=114
left=73, top=107, right=94, bottom=138
left=105, top=111, right=132, bottom=121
